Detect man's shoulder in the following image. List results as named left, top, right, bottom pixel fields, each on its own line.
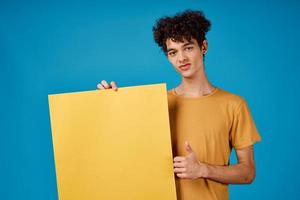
left=216, top=87, right=246, bottom=107
left=216, top=88, right=243, bottom=100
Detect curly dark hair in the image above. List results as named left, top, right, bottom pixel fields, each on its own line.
left=152, top=9, right=211, bottom=54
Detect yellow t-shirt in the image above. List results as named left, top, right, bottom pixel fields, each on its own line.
left=167, top=87, right=261, bottom=200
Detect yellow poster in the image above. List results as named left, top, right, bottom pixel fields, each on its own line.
left=48, top=83, right=177, bottom=200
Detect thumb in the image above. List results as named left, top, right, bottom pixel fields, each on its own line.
left=184, top=141, right=194, bottom=154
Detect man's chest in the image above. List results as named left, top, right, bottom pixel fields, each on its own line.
left=168, top=101, right=232, bottom=134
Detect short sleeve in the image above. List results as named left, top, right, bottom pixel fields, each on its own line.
left=230, top=98, right=261, bottom=149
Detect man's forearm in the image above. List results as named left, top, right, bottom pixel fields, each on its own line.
left=201, top=162, right=255, bottom=184
left=173, top=145, right=256, bottom=183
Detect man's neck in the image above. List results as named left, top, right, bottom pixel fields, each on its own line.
left=176, top=71, right=215, bottom=97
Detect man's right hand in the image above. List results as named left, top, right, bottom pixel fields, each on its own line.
left=97, top=80, right=118, bottom=91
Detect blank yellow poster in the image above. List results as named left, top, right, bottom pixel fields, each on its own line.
left=48, top=83, right=177, bottom=200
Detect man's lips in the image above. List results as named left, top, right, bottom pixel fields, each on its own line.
left=179, top=63, right=191, bottom=71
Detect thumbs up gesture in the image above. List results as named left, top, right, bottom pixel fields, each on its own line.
left=173, top=141, right=208, bottom=179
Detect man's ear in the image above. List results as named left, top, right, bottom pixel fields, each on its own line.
left=202, top=40, right=208, bottom=54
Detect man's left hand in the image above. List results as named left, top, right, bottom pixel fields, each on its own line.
left=173, top=141, right=208, bottom=179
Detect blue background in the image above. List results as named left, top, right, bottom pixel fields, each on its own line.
left=1, top=0, right=299, bottom=199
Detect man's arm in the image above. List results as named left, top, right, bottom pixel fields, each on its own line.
left=173, top=142, right=256, bottom=184
left=203, top=145, right=256, bottom=184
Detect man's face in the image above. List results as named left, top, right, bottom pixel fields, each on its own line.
left=166, top=38, right=207, bottom=78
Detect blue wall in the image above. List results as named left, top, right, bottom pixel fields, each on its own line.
left=1, top=1, right=299, bottom=199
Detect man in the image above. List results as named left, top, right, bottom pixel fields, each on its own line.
left=97, top=9, right=261, bottom=200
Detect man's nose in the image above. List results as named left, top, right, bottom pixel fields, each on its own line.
left=177, top=51, right=187, bottom=63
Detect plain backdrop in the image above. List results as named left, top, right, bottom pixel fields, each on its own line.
left=1, top=0, right=300, bottom=199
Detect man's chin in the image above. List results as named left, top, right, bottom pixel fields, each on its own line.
left=175, top=69, right=195, bottom=78
left=180, top=72, right=194, bottom=79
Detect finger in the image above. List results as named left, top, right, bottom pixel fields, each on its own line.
left=97, top=83, right=105, bottom=90
left=174, top=167, right=186, bottom=173
left=101, top=80, right=111, bottom=89
left=110, top=81, right=118, bottom=91
left=173, top=162, right=185, bottom=168
left=174, top=156, right=185, bottom=162
left=185, top=141, right=194, bottom=154
left=176, top=173, right=187, bottom=178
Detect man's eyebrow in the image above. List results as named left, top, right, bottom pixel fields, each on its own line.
left=167, top=48, right=176, bottom=53
left=183, top=41, right=195, bottom=47
left=167, top=41, right=195, bottom=52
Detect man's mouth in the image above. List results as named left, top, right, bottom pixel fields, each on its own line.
left=179, top=63, right=191, bottom=71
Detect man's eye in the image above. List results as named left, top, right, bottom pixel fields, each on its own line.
left=185, top=47, right=193, bottom=51
left=169, top=52, right=176, bottom=56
